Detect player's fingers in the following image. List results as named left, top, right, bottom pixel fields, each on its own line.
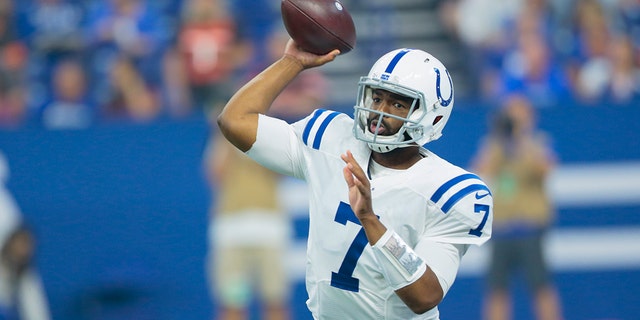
left=341, top=155, right=370, bottom=199
left=353, top=172, right=370, bottom=195
left=340, top=152, right=349, bottom=163
left=306, top=50, right=339, bottom=67
left=342, top=165, right=355, bottom=187
left=319, top=50, right=340, bottom=63
left=341, top=152, right=360, bottom=176
left=341, top=150, right=359, bottom=167
left=342, top=151, right=369, bottom=187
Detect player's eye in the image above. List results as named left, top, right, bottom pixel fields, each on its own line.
left=392, top=101, right=411, bottom=111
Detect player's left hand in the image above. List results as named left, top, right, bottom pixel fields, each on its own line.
left=341, top=150, right=375, bottom=221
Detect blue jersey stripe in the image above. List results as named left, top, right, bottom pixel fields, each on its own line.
left=441, top=184, right=491, bottom=213
left=302, top=109, right=326, bottom=145
left=430, top=173, right=482, bottom=203
left=384, top=49, right=411, bottom=74
left=312, top=111, right=340, bottom=149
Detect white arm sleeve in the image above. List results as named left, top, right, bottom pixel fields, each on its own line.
left=414, top=239, right=469, bottom=296
left=246, top=114, right=306, bottom=179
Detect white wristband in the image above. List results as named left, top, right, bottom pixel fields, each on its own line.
left=372, top=229, right=427, bottom=290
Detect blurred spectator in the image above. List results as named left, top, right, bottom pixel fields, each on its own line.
left=86, top=0, right=167, bottom=103
left=605, top=35, right=640, bottom=105
left=471, top=94, right=563, bottom=320
left=0, top=151, right=50, bottom=320
left=0, top=2, right=28, bottom=129
left=574, top=32, right=640, bottom=106
left=439, top=0, right=524, bottom=99
left=440, top=0, right=570, bottom=104
left=497, top=22, right=571, bottom=108
left=227, top=0, right=277, bottom=78
left=40, top=58, right=93, bottom=129
left=160, top=46, right=193, bottom=118
left=203, top=129, right=291, bottom=320
left=21, top=0, right=85, bottom=57
left=564, top=0, right=640, bottom=106
left=86, top=0, right=165, bottom=63
left=99, top=56, right=160, bottom=122
left=566, top=0, right=612, bottom=105
left=440, top=0, right=522, bottom=54
left=176, top=0, right=246, bottom=114
left=611, top=0, right=640, bottom=49
left=18, top=0, right=87, bottom=110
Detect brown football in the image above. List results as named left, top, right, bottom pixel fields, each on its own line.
left=281, top=0, right=356, bottom=55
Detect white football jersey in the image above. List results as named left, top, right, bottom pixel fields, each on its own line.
left=247, top=109, right=493, bottom=320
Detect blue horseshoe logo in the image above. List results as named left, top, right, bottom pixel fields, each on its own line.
left=434, top=68, right=453, bottom=107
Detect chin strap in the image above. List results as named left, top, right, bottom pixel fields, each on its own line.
left=367, top=141, right=417, bottom=153
left=367, top=142, right=398, bottom=153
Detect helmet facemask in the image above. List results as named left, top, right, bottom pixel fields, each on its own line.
left=353, top=78, right=431, bottom=153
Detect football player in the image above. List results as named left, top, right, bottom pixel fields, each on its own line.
left=216, top=40, right=493, bottom=319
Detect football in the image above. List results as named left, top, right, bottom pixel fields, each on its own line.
left=281, top=0, right=356, bottom=55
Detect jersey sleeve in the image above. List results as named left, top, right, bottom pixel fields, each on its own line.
left=289, top=108, right=353, bottom=153
left=427, top=172, right=493, bottom=246
left=414, top=172, right=493, bottom=297
left=247, top=109, right=353, bottom=180
left=246, top=114, right=306, bottom=179
left=413, top=239, right=468, bottom=296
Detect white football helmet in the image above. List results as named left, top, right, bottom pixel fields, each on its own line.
left=353, top=48, right=454, bottom=153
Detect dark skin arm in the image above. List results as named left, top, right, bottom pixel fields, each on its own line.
left=341, top=150, right=444, bottom=314
left=217, top=40, right=339, bottom=152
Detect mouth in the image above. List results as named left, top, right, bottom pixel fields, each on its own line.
left=369, top=119, right=388, bottom=135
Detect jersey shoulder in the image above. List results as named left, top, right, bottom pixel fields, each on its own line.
left=408, top=151, right=486, bottom=202
left=413, top=150, right=493, bottom=243
left=292, top=109, right=355, bottom=153
left=420, top=151, right=491, bottom=213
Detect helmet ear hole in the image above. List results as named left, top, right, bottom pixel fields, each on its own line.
left=433, top=115, right=443, bottom=125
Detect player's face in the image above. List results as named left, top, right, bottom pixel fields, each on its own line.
left=367, top=89, right=413, bottom=136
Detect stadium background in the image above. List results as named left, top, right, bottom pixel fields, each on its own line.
left=0, top=0, right=639, bottom=319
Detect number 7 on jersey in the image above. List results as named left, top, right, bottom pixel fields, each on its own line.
left=330, top=201, right=367, bottom=292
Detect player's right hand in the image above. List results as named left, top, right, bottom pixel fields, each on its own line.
left=284, top=39, right=339, bottom=69
left=341, top=150, right=375, bottom=221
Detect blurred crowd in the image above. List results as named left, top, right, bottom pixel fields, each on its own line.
left=441, top=0, right=640, bottom=109
left=0, top=0, right=280, bottom=130
left=0, top=0, right=637, bottom=130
